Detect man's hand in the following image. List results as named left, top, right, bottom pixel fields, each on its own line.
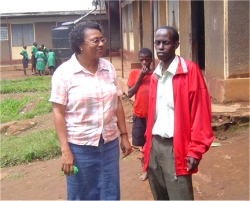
left=186, top=156, right=199, bottom=171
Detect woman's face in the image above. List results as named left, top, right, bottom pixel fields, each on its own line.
left=79, top=28, right=105, bottom=59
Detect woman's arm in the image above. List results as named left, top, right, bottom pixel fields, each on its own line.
left=116, top=97, right=132, bottom=158
left=52, top=102, right=74, bottom=175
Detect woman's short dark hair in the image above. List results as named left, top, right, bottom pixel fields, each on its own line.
left=69, top=21, right=103, bottom=54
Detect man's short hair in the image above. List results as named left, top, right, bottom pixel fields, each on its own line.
left=138, top=48, right=152, bottom=59
left=157, top=26, right=179, bottom=42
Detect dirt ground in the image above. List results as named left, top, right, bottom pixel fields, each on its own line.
left=0, top=70, right=249, bottom=200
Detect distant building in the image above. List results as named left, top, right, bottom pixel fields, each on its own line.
left=0, top=0, right=117, bottom=65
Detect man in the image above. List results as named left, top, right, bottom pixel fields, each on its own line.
left=142, top=26, right=214, bottom=200
left=31, top=42, right=38, bottom=74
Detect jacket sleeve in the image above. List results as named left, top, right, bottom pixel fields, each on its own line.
left=187, top=65, right=214, bottom=160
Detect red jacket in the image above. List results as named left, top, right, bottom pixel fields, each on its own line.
left=142, top=56, right=214, bottom=176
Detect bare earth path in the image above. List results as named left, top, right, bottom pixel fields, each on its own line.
left=0, top=70, right=249, bottom=200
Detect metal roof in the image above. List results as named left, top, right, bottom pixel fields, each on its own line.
left=0, top=0, right=106, bottom=17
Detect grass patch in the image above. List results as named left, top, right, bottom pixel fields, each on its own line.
left=0, top=93, right=52, bottom=124
left=1, top=128, right=60, bottom=168
left=0, top=76, right=51, bottom=94
left=4, top=172, right=27, bottom=180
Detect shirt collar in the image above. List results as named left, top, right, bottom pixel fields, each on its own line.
left=154, top=55, right=178, bottom=77
left=71, top=54, right=109, bottom=74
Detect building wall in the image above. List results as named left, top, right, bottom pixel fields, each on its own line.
left=35, top=22, right=57, bottom=50
left=204, top=0, right=249, bottom=102
left=204, top=1, right=225, bottom=79
left=179, top=0, right=191, bottom=61
left=0, top=24, right=12, bottom=63
left=227, top=1, right=249, bottom=78
left=132, top=1, right=140, bottom=56
left=158, top=1, right=167, bottom=27
left=142, top=1, right=152, bottom=50
left=109, top=6, right=121, bottom=53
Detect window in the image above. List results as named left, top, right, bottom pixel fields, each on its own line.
left=0, top=27, right=8, bottom=40
left=11, top=24, right=34, bottom=46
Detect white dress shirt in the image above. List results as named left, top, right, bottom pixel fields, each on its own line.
left=152, top=56, right=178, bottom=138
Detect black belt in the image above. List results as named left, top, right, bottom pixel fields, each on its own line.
left=153, top=135, right=173, bottom=141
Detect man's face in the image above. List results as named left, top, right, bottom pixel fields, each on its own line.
left=154, top=29, right=179, bottom=61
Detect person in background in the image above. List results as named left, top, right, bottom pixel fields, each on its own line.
left=47, top=49, right=56, bottom=75
left=35, top=47, right=46, bottom=76
left=31, top=42, right=38, bottom=75
left=40, top=44, right=49, bottom=56
left=49, top=21, right=132, bottom=200
left=142, top=26, right=214, bottom=200
left=127, top=47, right=153, bottom=181
left=20, top=45, right=29, bottom=76
left=40, top=44, right=49, bottom=73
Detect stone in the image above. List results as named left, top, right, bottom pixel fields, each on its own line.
left=5, top=119, right=38, bottom=136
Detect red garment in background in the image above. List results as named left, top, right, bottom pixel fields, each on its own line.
left=127, top=69, right=153, bottom=118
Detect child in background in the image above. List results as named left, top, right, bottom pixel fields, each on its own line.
left=31, top=42, right=38, bottom=74
left=127, top=48, right=153, bottom=181
left=47, top=49, right=56, bottom=75
left=20, top=45, right=29, bottom=76
left=35, top=47, right=46, bottom=76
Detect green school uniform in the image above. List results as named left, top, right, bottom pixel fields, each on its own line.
left=47, top=51, right=56, bottom=67
left=35, top=51, right=46, bottom=71
left=31, top=46, right=38, bottom=56
left=20, top=49, right=29, bottom=60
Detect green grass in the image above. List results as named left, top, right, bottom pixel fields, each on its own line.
left=0, top=93, right=52, bottom=124
left=0, top=76, right=51, bottom=94
left=0, top=76, right=59, bottom=168
left=0, top=129, right=60, bottom=168
left=4, top=172, right=27, bottom=180
left=0, top=76, right=52, bottom=124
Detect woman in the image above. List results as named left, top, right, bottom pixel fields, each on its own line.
left=35, top=47, right=46, bottom=76
left=49, top=21, right=132, bottom=200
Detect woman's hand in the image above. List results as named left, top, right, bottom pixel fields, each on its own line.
left=61, top=150, right=74, bottom=176
left=120, top=136, right=132, bottom=158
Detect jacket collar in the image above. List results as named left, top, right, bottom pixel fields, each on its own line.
left=175, top=56, right=188, bottom=74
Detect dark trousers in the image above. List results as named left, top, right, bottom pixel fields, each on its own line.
left=31, top=55, right=37, bottom=72
left=147, top=135, right=194, bottom=200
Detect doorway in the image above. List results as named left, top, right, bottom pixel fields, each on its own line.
left=191, top=0, right=205, bottom=70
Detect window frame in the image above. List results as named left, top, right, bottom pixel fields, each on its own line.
left=11, top=24, right=34, bottom=47
left=0, top=27, right=8, bottom=41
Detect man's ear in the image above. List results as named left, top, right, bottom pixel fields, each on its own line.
left=174, top=41, right=180, bottom=50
